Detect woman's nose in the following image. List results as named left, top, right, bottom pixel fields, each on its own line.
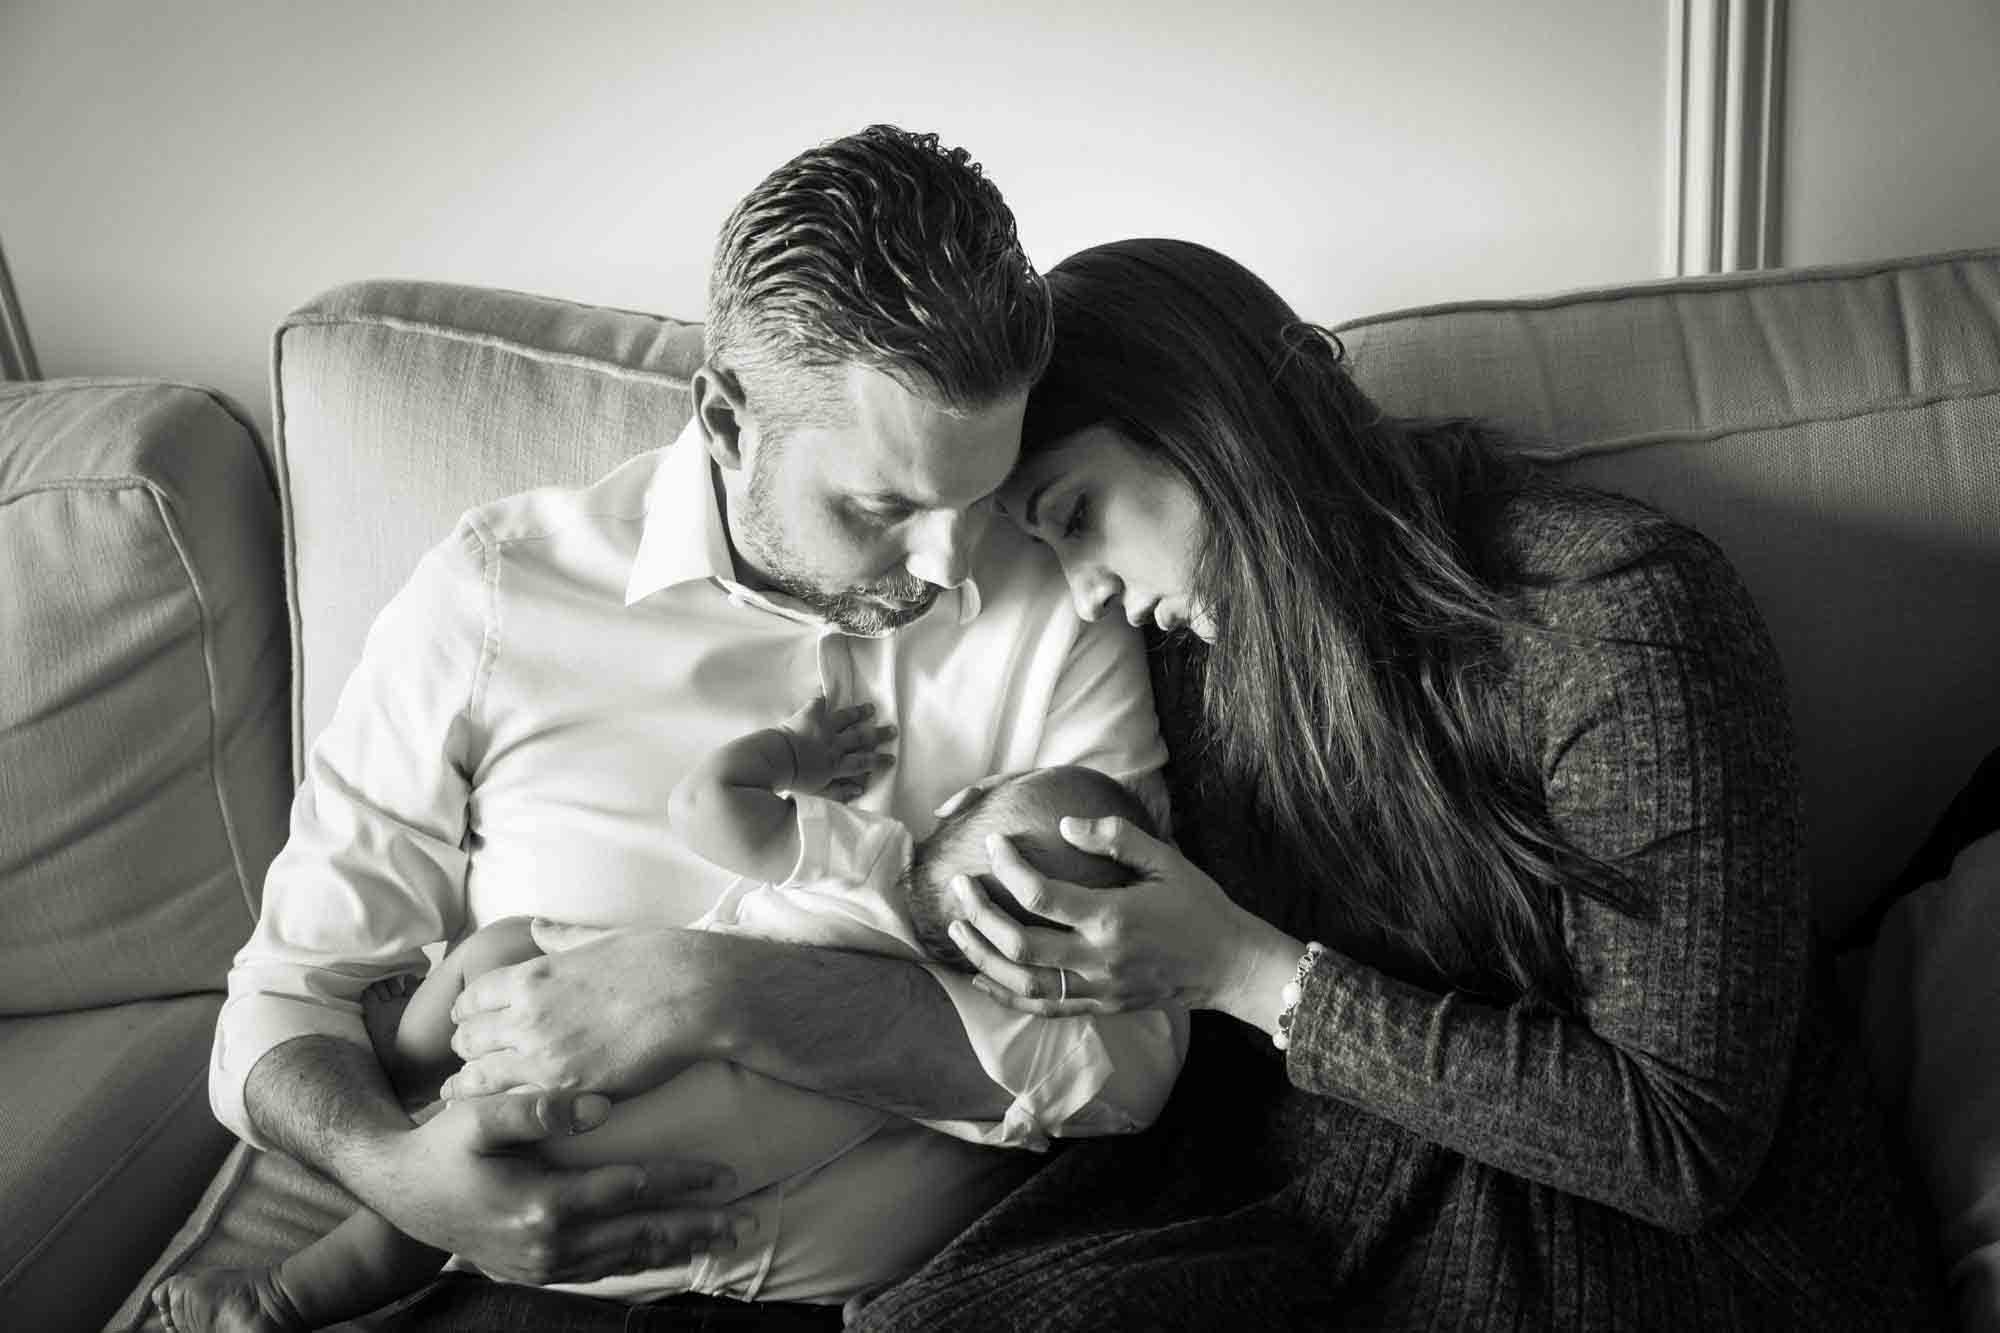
left=1069, top=569, right=1121, bottom=622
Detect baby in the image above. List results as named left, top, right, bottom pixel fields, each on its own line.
left=155, top=696, right=1167, bottom=1332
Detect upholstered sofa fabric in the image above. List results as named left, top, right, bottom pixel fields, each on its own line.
left=0, top=996, right=231, bottom=1328
left=0, top=379, right=287, bottom=1011
left=1336, top=248, right=2000, bottom=938
left=117, top=250, right=2000, bottom=1327
left=0, top=378, right=288, bottom=1327
left=273, top=283, right=704, bottom=784
left=109, top=1121, right=387, bottom=1333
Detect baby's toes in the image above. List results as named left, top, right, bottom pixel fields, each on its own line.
left=151, top=1283, right=179, bottom=1332
left=364, top=973, right=419, bottom=1004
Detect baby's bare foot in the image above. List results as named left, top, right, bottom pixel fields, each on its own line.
left=153, top=1267, right=305, bottom=1333
left=361, top=972, right=421, bottom=1066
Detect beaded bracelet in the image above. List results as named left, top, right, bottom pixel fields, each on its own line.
left=1272, top=941, right=1327, bottom=1051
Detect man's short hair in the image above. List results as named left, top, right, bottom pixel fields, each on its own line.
left=705, top=124, right=1053, bottom=434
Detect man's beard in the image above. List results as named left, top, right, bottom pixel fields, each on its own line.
left=741, top=465, right=941, bottom=636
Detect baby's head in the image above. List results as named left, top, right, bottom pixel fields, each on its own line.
left=903, top=765, right=1160, bottom=971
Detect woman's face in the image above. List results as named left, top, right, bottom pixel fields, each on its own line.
left=997, top=424, right=1215, bottom=641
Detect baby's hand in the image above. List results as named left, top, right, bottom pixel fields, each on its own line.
left=777, top=697, right=896, bottom=801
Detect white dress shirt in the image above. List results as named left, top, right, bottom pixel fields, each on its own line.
left=213, top=419, right=1173, bottom=1301
left=519, top=794, right=1185, bottom=1304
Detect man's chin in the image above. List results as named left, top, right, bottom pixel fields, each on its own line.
left=849, top=587, right=939, bottom=632
left=799, top=584, right=939, bottom=636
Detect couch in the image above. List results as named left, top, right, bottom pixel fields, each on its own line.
left=0, top=378, right=288, bottom=1329
left=5, top=246, right=1987, bottom=1330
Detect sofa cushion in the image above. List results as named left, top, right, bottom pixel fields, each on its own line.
left=0, top=995, right=235, bottom=1330
left=1861, top=829, right=2000, bottom=1332
left=1337, top=248, right=2000, bottom=938
left=274, top=283, right=704, bottom=780
left=0, top=380, right=288, bottom=1012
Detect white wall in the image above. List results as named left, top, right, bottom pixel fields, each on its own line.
left=1, top=0, right=1667, bottom=439
left=1783, top=0, right=2000, bottom=267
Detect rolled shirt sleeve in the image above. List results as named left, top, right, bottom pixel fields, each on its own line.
left=913, top=977, right=1188, bottom=1149
left=211, top=519, right=489, bottom=1147
left=931, top=593, right=1181, bottom=1147
left=974, top=589, right=1183, bottom=1145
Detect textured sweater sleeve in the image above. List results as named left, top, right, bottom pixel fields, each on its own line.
left=1280, top=518, right=1809, bottom=1233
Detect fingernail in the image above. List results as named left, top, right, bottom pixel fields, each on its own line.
left=972, top=978, right=999, bottom=998
left=439, top=1078, right=458, bottom=1101
left=572, top=1093, right=610, bottom=1132
left=985, top=833, right=1002, bottom=857
left=948, top=921, right=969, bottom=945
left=1059, top=816, right=1083, bottom=837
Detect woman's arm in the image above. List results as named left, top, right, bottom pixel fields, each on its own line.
left=953, top=526, right=1808, bottom=1233
left=1281, top=528, right=1807, bottom=1232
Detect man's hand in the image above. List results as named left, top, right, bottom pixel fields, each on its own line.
left=444, top=924, right=740, bottom=1100
left=443, top=924, right=1013, bottom=1123
left=370, top=1090, right=751, bottom=1284
left=244, top=1035, right=749, bottom=1286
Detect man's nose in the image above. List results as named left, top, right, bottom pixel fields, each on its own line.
left=1069, top=568, right=1121, bottom=622
left=904, top=506, right=987, bottom=588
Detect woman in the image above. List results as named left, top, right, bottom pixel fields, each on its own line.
left=856, top=239, right=1944, bottom=1331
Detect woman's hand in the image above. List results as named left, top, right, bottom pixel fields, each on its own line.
left=442, top=924, right=740, bottom=1101
left=946, top=815, right=1303, bottom=1021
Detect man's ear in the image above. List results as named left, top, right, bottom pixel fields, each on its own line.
left=691, top=362, right=750, bottom=471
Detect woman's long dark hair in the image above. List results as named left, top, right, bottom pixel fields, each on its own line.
left=1025, top=239, right=1634, bottom=1012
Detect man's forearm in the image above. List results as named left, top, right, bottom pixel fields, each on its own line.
left=713, top=938, right=1008, bottom=1121
left=243, top=1034, right=413, bottom=1201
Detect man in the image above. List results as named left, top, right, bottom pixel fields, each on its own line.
left=212, top=125, right=1172, bottom=1328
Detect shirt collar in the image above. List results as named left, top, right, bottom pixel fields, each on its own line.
left=624, top=418, right=736, bottom=606
left=624, top=417, right=984, bottom=628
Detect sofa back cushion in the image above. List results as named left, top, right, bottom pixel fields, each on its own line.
left=0, top=380, right=287, bottom=1012
left=273, top=283, right=703, bottom=793
left=276, top=250, right=2000, bottom=939
left=1338, top=248, right=2000, bottom=938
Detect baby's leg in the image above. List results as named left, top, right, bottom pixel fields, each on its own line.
left=365, top=916, right=541, bottom=1104
left=152, top=1209, right=444, bottom=1333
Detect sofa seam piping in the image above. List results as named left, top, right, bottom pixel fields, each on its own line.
left=271, top=321, right=305, bottom=800
left=147, top=481, right=261, bottom=924
left=1333, top=246, right=2000, bottom=333
left=1511, top=379, right=2000, bottom=463
left=276, top=309, right=698, bottom=392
